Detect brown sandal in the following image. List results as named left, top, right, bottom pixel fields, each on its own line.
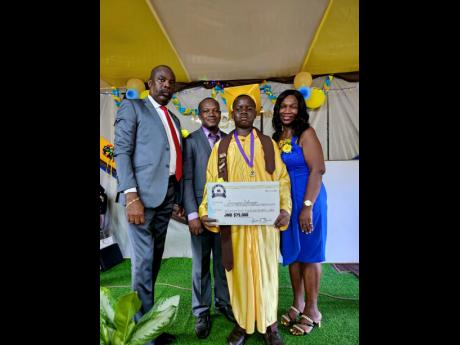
left=290, top=314, right=321, bottom=336
left=280, top=306, right=301, bottom=327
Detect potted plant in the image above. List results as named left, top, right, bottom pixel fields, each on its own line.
left=100, top=287, right=180, bottom=345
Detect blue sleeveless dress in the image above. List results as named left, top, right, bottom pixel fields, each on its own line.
left=280, top=136, right=327, bottom=265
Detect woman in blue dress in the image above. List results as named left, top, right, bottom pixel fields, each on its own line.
left=272, top=89, right=327, bottom=336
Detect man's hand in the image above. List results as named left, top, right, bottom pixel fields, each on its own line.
left=200, top=215, right=218, bottom=230
left=188, top=218, right=203, bottom=236
left=274, top=209, right=290, bottom=229
left=126, top=192, right=145, bottom=225
left=174, top=204, right=185, bottom=218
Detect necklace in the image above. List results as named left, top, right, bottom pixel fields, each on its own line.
left=234, top=130, right=255, bottom=177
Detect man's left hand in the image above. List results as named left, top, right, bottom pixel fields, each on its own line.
left=173, top=204, right=185, bottom=218
left=274, top=209, right=290, bottom=229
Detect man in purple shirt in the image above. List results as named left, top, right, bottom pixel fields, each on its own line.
left=183, top=97, right=235, bottom=338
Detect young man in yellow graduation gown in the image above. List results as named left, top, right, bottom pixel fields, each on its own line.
left=199, top=93, right=292, bottom=345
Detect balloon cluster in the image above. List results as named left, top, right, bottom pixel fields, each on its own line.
left=171, top=95, right=199, bottom=116
left=125, top=78, right=147, bottom=99
left=293, top=72, right=326, bottom=109
left=111, top=87, right=122, bottom=107
left=260, top=82, right=277, bottom=104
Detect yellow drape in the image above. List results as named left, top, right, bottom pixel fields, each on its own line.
left=199, top=129, right=291, bottom=334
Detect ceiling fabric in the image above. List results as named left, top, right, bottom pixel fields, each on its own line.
left=100, top=0, right=189, bottom=86
left=149, top=0, right=329, bottom=81
left=100, top=0, right=358, bottom=87
left=303, top=0, right=359, bottom=74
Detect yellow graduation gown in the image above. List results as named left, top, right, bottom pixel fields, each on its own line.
left=199, top=129, right=292, bottom=334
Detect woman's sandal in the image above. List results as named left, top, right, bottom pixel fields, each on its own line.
left=280, top=306, right=301, bottom=327
left=290, top=314, right=321, bottom=336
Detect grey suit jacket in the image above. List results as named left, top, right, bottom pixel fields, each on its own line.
left=183, top=128, right=226, bottom=218
left=114, top=98, right=183, bottom=208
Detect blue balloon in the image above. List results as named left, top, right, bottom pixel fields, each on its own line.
left=126, top=89, right=139, bottom=99
left=298, top=86, right=312, bottom=100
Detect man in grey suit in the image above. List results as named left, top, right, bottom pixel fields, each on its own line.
left=114, top=65, right=183, bottom=345
left=183, top=97, right=235, bottom=339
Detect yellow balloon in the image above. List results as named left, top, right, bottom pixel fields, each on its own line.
left=294, top=71, right=313, bottom=88
left=126, top=78, right=146, bottom=94
left=140, top=90, right=150, bottom=99
left=305, top=88, right=326, bottom=109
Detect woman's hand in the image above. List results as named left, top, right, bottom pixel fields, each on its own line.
left=299, top=206, right=313, bottom=233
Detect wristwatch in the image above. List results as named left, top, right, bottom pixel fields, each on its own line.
left=304, top=200, right=313, bottom=207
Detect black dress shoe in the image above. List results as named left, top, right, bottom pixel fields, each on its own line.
left=195, top=313, right=211, bottom=339
left=155, top=332, right=177, bottom=345
left=227, top=324, right=247, bottom=345
left=217, top=305, right=236, bottom=323
left=262, top=323, right=284, bottom=345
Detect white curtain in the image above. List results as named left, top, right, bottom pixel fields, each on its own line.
left=327, top=77, right=359, bottom=160
left=100, top=95, right=131, bottom=257
left=308, top=76, right=359, bottom=160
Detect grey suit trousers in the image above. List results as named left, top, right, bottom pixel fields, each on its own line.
left=127, top=178, right=175, bottom=322
left=191, top=229, right=231, bottom=317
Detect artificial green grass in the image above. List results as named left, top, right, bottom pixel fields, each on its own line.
left=101, top=258, right=358, bottom=344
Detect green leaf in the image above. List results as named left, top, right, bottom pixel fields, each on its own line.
left=126, top=296, right=180, bottom=345
left=126, top=307, right=177, bottom=345
left=101, top=317, right=116, bottom=345
left=113, top=291, right=141, bottom=343
left=100, top=318, right=109, bottom=345
left=100, top=287, right=115, bottom=327
left=151, top=295, right=180, bottom=314
left=112, top=330, right=124, bottom=345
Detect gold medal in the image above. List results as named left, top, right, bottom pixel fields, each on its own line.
left=249, top=170, right=255, bottom=177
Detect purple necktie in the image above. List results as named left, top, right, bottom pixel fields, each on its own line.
left=209, top=133, right=219, bottom=148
